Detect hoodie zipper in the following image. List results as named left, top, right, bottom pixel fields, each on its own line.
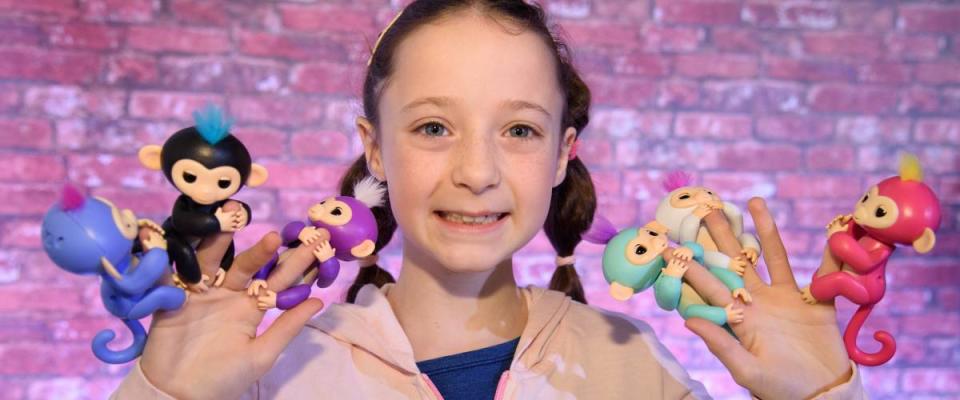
left=420, top=370, right=511, bottom=400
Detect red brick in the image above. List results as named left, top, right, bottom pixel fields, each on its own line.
left=639, top=24, right=703, bottom=52
left=937, top=288, right=960, bottom=311
left=260, top=162, right=347, bottom=191
left=890, top=264, right=960, bottom=288
left=885, top=34, right=945, bottom=60
left=0, top=48, right=100, bottom=84
left=792, top=199, right=850, bottom=228
left=915, top=119, right=960, bottom=144
left=657, top=79, right=699, bottom=108
left=898, top=87, right=941, bottom=115
left=899, top=5, right=960, bottom=33
left=803, top=32, right=881, bottom=59
left=701, top=172, right=775, bottom=201
left=755, top=81, right=806, bottom=113
left=915, top=145, right=960, bottom=174
left=128, top=26, right=230, bottom=54
left=47, top=22, right=121, bottom=50
left=711, top=28, right=760, bottom=53
left=24, top=86, right=124, bottom=118
left=229, top=95, right=327, bottom=127
left=225, top=60, right=288, bottom=94
left=591, top=110, right=671, bottom=139
left=170, top=0, right=228, bottom=27
left=87, top=187, right=179, bottom=217
left=105, top=53, right=158, bottom=85
left=776, top=174, right=863, bottom=199
left=916, top=62, right=960, bottom=84
left=675, top=54, right=758, bottom=78
left=563, top=20, right=641, bottom=48
left=591, top=170, right=622, bottom=197
left=0, top=342, right=100, bottom=375
left=764, top=55, right=854, bottom=82
left=67, top=154, right=168, bottom=189
left=836, top=117, right=910, bottom=144
left=741, top=3, right=777, bottom=27
left=655, top=0, right=741, bottom=25
left=838, top=3, right=894, bottom=31
left=128, top=91, right=222, bottom=120
left=577, top=138, right=612, bottom=167
left=715, top=142, right=803, bottom=171
left=620, top=170, right=667, bottom=201
left=858, top=62, right=912, bottom=84
left=543, top=0, right=592, bottom=19
left=0, top=219, right=42, bottom=249
left=585, top=74, right=657, bottom=108
left=80, top=0, right=153, bottom=22
left=0, top=0, right=78, bottom=17
left=239, top=30, right=346, bottom=62
left=279, top=4, right=376, bottom=33
left=674, top=112, right=751, bottom=140
left=233, top=127, right=288, bottom=158
left=0, top=153, right=64, bottom=183
left=806, top=145, right=854, bottom=171
left=700, top=81, right=757, bottom=112
left=27, top=377, right=123, bottom=400
left=756, top=116, right=833, bottom=142
left=0, top=22, right=43, bottom=46
left=593, top=0, right=649, bottom=21
left=0, top=118, right=53, bottom=149
left=291, top=130, right=351, bottom=160
left=612, top=51, right=669, bottom=77
left=808, top=84, right=898, bottom=114
left=290, top=62, right=361, bottom=96
left=903, top=314, right=960, bottom=337
left=941, top=88, right=960, bottom=114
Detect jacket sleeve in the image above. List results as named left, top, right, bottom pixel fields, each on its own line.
left=110, top=361, right=259, bottom=400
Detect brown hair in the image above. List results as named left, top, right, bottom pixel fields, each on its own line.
left=342, top=0, right=595, bottom=303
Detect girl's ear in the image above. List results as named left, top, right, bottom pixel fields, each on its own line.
left=357, top=116, right=386, bottom=181
left=554, top=127, right=577, bottom=187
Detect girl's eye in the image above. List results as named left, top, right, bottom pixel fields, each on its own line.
left=507, top=125, right=536, bottom=139
left=418, top=122, right=447, bottom=137
left=183, top=172, right=197, bottom=183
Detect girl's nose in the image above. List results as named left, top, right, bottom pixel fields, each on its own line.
left=451, top=135, right=501, bottom=194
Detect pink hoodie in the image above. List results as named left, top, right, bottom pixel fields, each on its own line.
left=113, top=284, right=866, bottom=399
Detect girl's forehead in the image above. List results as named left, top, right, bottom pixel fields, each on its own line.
left=382, top=11, right=564, bottom=114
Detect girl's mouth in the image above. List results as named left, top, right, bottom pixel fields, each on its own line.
left=433, top=211, right=510, bottom=233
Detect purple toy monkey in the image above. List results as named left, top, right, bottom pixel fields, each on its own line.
left=250, top=176, right=384, bottom=310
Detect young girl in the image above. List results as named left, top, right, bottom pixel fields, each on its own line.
left=112, top=1, right=867, bottom=398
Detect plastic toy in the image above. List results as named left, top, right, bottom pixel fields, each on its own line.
left=585, top=215, right=752, bottom=328
left=251, top=176, right=384, bottom=310
left=655, top=171, right=761, bottom=277
left=801, top=154, right=941, bottom=366
left=40, top=185, right=186, bottom=364
left=138, top=105, right=268, bottom=292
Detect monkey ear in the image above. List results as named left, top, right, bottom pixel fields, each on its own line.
left=138, top=145, right=163, bottom=170
left=912, top=227, right=936, bottom=254
left=246, top=163, right=269, bottom=187
left=351, top=239, right=376, bottom=258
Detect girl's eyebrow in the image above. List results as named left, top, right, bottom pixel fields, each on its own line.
left=402, top=96, right=551, bottom=117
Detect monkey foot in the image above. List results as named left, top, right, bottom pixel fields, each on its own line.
left=213, top=268, right=227, bottom=287
left=799, top=286, right=818, bottom=305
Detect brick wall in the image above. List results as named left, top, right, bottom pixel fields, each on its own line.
left=1, top=1, right=957, bottom=398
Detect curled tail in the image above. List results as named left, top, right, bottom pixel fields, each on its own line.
left=91, top=319, right=147, bottom=364
left=844, top=304, right=896, bottom=366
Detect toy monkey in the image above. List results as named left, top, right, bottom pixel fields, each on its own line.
left=655, top=171, right=760, bottom=277
left=801, top=154, right=941, bottom=366
left=251, top=176, right=383, bottom=310
left=138, top=105, right=268, bottom=291
left=41, top=185, right=186, bottom=364
left=584, top=215, right=752, bottom=328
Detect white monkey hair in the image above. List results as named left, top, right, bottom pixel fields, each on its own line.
left=352, top=176, right=386, bottom=209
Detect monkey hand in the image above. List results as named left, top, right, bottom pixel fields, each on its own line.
left=215, top=207, right=242, bottom=232
left=707, top=199, right=725, bottom=210
left=732, top=288, right=753, bottom=304
left=799, top=286, right=818, bottom=305
left=724, top=303, right=745, bottom=324
left=137, top=218, right=165, bottom=236
left=298, top=227, right=323, bottom=244
left=213, top=268, right=227, bottom=287
left=673, top=247, right=694, bottom=261
left=256, top=290, right=278, bottom=310
left=313, top=241, right=336, bottom=262
left=740, top=248, right=760, bottom=265
left=693, top=204, right=714, bottom=218
left=141, top=230, right=168, bottom=251
left=662, top=258, right=688, bottom=278
left=728, top=257, right=748, bottom=276
left=187, top=275, right=211, bottom=293
left=609, top=282, right=635, bottom=301
left=826, top=220, right=849, bottom=238
left=247, top=279, right=268, bottom=296
left=234, top=207, right=249, bottom=230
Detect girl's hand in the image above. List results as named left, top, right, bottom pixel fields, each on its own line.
left=138, top=228, right=327, bottom=400
left=681, top=198, right=852, bottom=400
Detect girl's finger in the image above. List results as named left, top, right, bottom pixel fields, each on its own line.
left=196, top=231, right=235, bottom=280
left=266, top=241, right=322, bottom=291
left=666, top=253, right=734, bottom=307
left=221, top=232, right=281, bottom=291
left=685, top=317, right=758, bottom=387
left=747, top=197, right=798, bottom=290
left=252, top=298, right=325, bottom=369
left=703, top=210, right=765, bottom=288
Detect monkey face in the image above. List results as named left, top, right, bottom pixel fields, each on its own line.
left=170, top=159, right=242, bottom=205
left=624, top=227, right=669, bottom=265
left=96, top=196, right=139, bottom=240
left=853, top=185, right=899, bottom=230
left=669, top=186, right=720, bottom=209
left=308, top=197, right=353, bottom=226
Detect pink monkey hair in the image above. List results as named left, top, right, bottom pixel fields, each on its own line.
left=60, top=184, right=85, bottom=211
left=662, top=170, right=692, bottom=192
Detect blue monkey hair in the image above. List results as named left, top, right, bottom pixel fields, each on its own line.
left=192, top=104, right=233, bottom=145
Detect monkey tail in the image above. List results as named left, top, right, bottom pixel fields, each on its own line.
left=844, top=304, right=896, bottom=366
left=91, top=319, right=148, bottom=364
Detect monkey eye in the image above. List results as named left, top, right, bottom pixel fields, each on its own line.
left=331, top=207, right=342, bottom=216
left=706, top=191, right=713, bottom=195
left=875, top=207, right=886, bottom=218
left=678, top=194, right=690, bottom=200
left=634, top=245, right=647, bottom=255
left=183, top=172, right=197, bottom=183
left=217, top=178, right=231, bottom=189
left=861, top=194, right=869, bottom=203
left=648, top=231, right=658, bottom=237
left=320, top=200, right=327, bottom=205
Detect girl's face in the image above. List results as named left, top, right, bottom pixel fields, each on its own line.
left=359, top=10, right=576, bottom=273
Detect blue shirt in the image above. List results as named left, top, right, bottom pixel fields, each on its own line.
left=416, top=337, right=520, bottom=400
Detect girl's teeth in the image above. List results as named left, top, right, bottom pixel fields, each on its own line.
left=441, top=212, right=501, bottom=225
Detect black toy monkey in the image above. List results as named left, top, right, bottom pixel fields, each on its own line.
left=138, top=105, right=268, bottom=291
